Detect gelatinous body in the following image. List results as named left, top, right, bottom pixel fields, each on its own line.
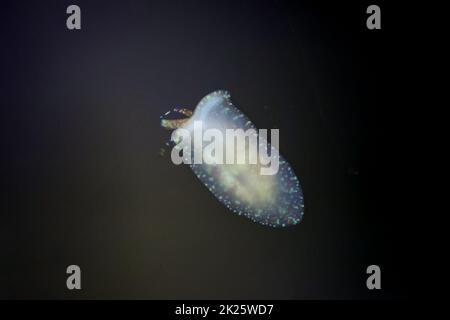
left=161, top=90, right=304, bottom=227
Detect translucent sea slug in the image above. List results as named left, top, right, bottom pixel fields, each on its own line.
left=161, top=90, right=304, bottom=227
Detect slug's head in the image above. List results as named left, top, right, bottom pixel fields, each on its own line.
left=160, top=108, right=193, bottom=130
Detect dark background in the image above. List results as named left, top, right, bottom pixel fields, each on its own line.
left=0, top=0, right=407, bottom=299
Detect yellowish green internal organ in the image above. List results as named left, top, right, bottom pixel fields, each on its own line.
left=204, top=156, right=277, bottom=211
